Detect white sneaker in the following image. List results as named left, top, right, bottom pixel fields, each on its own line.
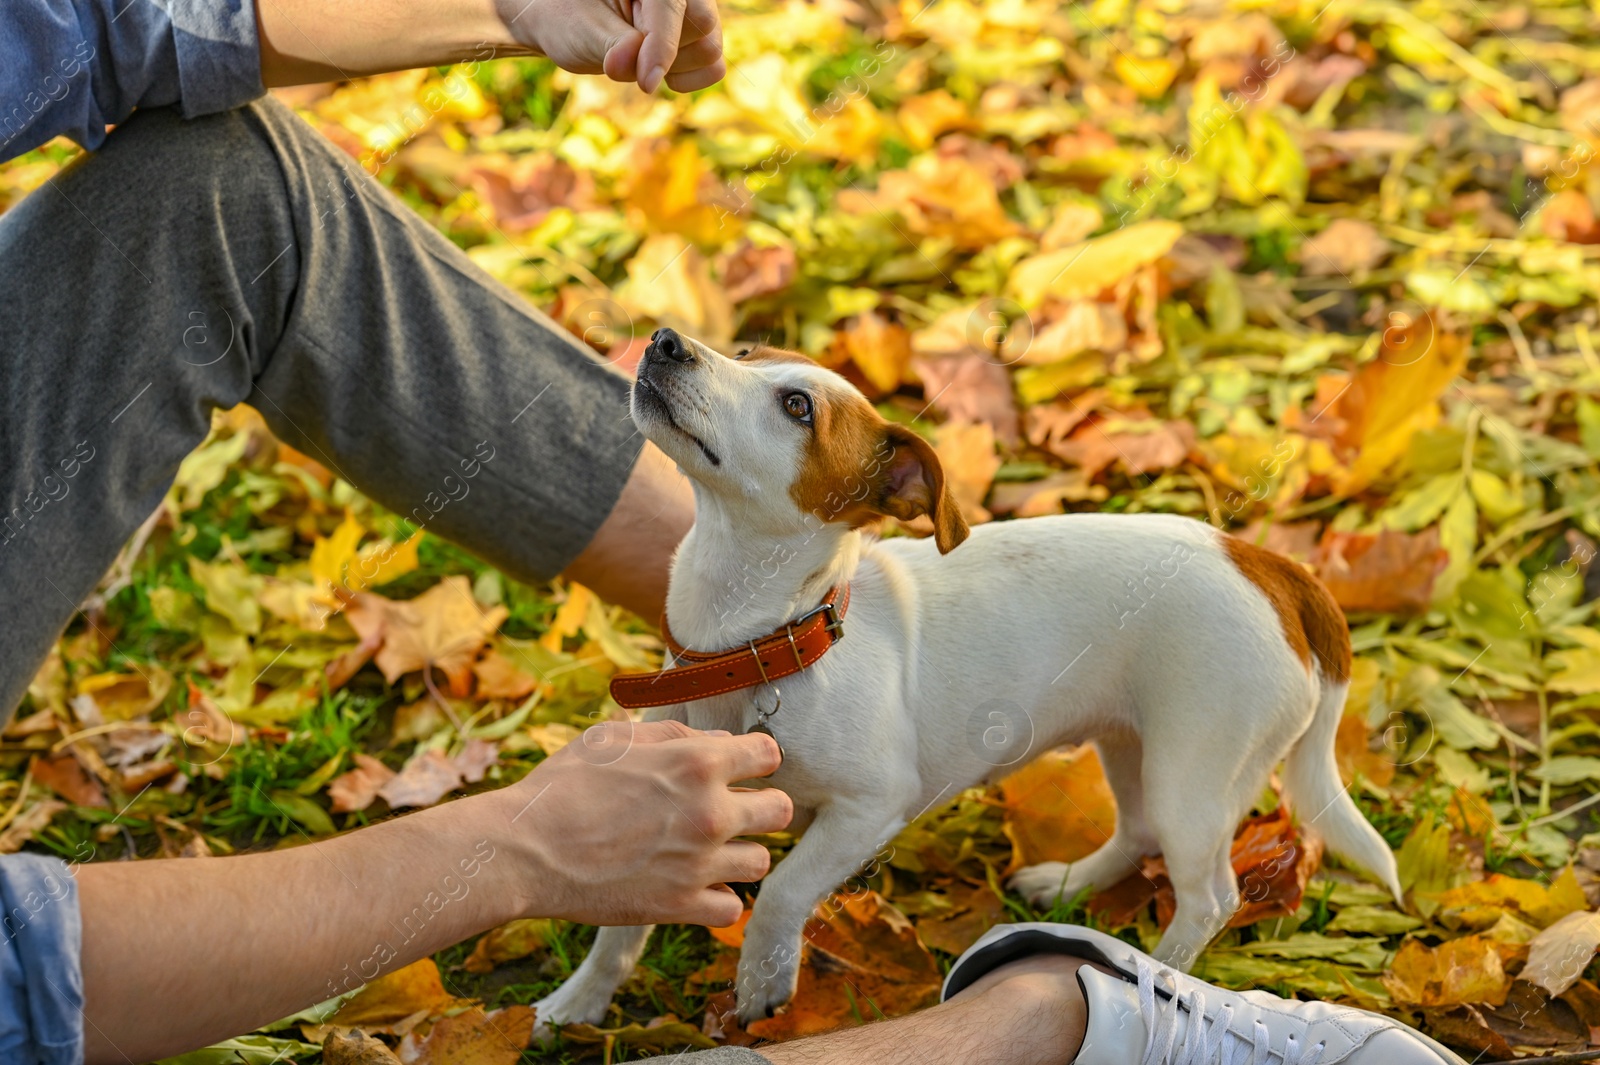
left=944, top=923, right=1468, bottom=1065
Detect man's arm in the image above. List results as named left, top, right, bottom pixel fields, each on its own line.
left=76, top=721, right=788, bottom=1065
left=255, top=0, right=726, bottom=95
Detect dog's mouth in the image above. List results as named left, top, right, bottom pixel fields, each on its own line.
left=633, top=375, right=722, bottom=467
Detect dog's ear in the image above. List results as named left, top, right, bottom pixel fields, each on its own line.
left=877, top=424, right=970, bottom=554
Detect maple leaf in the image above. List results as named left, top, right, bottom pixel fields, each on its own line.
left=1000, top=746, right=1118, bottom=873
left=398, top=1005, right=536, bottom=1065
left=1310, top=528, right=1449, bottom=615
left=328, top=753, right=397, bottom=814
left=346, top=577, right=508, bottom=695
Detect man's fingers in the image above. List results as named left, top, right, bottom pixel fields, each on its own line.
left=634, top=0, right=689, bottom=92
left=665, top=60, right=725, bottom=94
left=692, top=883, right=747, bottom=927
left=603, top=29, right=644, bottom=82
left=711, top=730, right=784, bottom=780
left=727, top=786, right=793, bottom=837
left=713, top=840, right=774, bottom=885
left=665, top=36, right=722, bottom=74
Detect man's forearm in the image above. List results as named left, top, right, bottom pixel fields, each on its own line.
left=254, top=0, right=529, bottom=85
left=78, top=788, right=530, bottom=1064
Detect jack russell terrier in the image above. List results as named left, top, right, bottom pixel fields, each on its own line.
left=531, top=327, right=1402, bottom=1033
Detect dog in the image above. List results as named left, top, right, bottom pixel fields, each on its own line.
left=531, top=327, right=1402, bottom=1032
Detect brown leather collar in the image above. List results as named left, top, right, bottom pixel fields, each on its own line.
left=610, top=585, right=850, bottom=709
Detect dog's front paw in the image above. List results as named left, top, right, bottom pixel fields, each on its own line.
left=735, top=941, right=802, bottom=1024
left=531, top=981, right=613, bottom=1045
left=1009, top=861, right=1073, bottom=909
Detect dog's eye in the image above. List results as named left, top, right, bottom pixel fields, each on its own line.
left=735, top=348, right=751, bottom=360
left=782, top=392, right=814, bottom=423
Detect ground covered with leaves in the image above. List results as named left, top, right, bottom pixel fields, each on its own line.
left=7, top=0, right=1600, bottom=1061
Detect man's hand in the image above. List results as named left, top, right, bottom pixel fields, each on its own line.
left=496, top=0, right=726, bottom=93
left=499, top=719, right=790, bottom=926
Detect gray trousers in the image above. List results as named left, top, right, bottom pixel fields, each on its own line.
left=0, top=97, right=650, bottom=719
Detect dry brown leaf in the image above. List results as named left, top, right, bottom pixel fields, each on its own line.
left=1055, top=413, right=1196, bottom=480
left=1310, top=528, right=1449, bottom=615
left=0, top=798, right=66, bottom=853
left=909, top=354, right=1019, bottom=444
left=468, top=153, right=594, bottom=233
left=454, top=739, right=499, bottom=784
left=32, top=752, right=106, bottom=808
left=346, top=577, right=508, bottom=695
left=398, top=1005, right=536, bottom=1065
left=913, top=882, right=1008, bottom=955
left=1298, top=218, right=1390, bottom=278
left=329, top=753, right=398, bottom=814
left=844, top=155, right=1017, bottom=251
left=470, top=649, right=539, bottom=701
left=324, top=1029, right=404, bottom=1065
left=717, top=242, right=797, bottom=304
left=378, top=749, right=464, bottom=810
left=1522, top=911, right=1600, bottom=995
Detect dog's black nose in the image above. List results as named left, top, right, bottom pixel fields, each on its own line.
left=649, top=327, right=694, bottom=363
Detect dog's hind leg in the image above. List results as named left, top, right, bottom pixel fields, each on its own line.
left=735, top=796, right=911, bottom=1024
left=1145, top=752, right=1252, bottom=972
left=531, top=924, right=655, bottom=1043
left=1010, top=731, right=1156, bottom=910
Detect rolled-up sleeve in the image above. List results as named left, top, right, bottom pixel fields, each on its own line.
left=0, top=855, right=83, bottom=1065
left=1, top=0, right=264, bottom=163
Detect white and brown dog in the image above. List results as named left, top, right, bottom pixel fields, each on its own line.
left=532, top=327, right=1401, bottom=1032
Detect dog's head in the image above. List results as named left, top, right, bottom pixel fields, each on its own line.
left=630, top=328, right=969, bottom=553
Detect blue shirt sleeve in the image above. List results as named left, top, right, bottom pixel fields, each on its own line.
left=0, top=855, right=83, bottom=1065
left=1, top=0, right=264, bottom=163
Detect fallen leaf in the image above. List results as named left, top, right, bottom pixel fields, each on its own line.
left=1382, top=936, right=1511, bottom=1008
left=1524, top=911, right=1600, bottom=995
left=309, top=960, right=466, bottom=1041
left=347, top=577, right=509, bottom=695
left=324, top=1029, right=403, bottom=1065
left=557, top=1016, right=716, bottom=1054
left=329, top=754, right=398, bottom=814
left=0, top=798, right=66, bottom=853
left=1298, top=218, right=1390, bottom=278
left=1009, top=220, right=1184, bottom=307
left=747, top=892, right=942, bottom=1041
left=913, top=881, right=1008, bottom=955
left=463, top=919, right=554, bottom=974
left=395, top=1006, right=535, bottom=1065
left=833, top=311, right=913, bottom=396
left=378, top=749, right=464, bottom=810
left=1000, top=746, right=1117, bottom=873
left=1053, top=412, right=1196, bottom=480
left=32, top=752, right=106, bottom=808
left=1311, top=528, right=1449, bottom=614
left=76, top=669, right=174, bottom=722
left=717, top=242, right=797, bottom=303
left=910, top=354, right=1020, bottom=444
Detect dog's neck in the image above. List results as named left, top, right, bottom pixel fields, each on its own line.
left=665, top=490, right=861, bottom=653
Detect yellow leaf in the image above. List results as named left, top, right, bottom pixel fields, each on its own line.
left=188, top=556, right=263, bottom=635
left=1008, top=220, right=1184, bottom=307
left=1381, top=936, right=1510, bottom=1008
left=1114, top=53, right=1178, bottom=99
left=542, top=583, right=595, bottom=653
left=310, top=510, right=366, bottom=594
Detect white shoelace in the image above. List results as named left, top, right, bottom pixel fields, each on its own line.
left=1136, top=959, right=1327, bottom=1065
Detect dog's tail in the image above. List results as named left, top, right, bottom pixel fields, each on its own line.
left=1279, top=597, right=1404, bottom=905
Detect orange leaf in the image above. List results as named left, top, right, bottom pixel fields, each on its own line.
left=32, top=752, right=106, bottom=808
left=999, top=746, right=1117, bottom=874
left=746, top=892, right=942, bottom=1042
left=313, top=959, right=468, bottom=1039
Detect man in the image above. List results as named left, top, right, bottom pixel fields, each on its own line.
left=0, top=3, right=1465, bottom=1063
